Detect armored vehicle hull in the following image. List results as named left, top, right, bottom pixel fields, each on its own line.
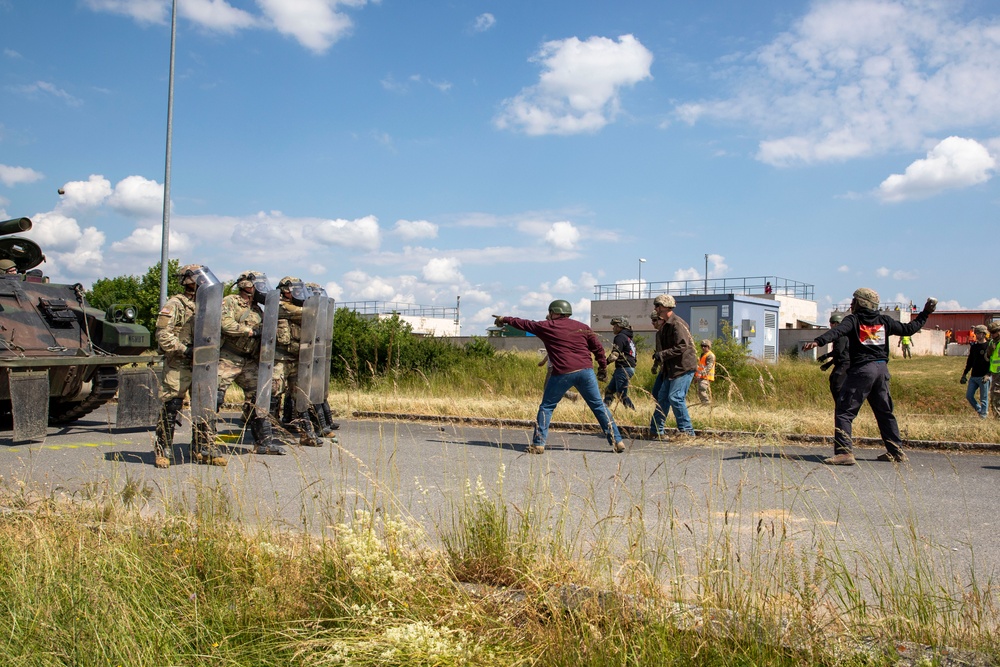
left=0, top=217, right=160, bottom=440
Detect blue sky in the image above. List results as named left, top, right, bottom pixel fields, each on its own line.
left=1, top=0, right=998, bottom=332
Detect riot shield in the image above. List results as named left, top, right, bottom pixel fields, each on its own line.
left=190, top=281, right=223, bottom=433
left=115, top=367, right=160, bottom=428
left=254, top=289, right=279, bottom=415
left=295, top=294, right=321, bottom=413
left=10, top=369, right=49, bottom=442
left=307, top=297, right=334, bottom=404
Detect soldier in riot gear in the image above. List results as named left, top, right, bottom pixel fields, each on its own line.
left=304, top=282, right=340, bottom=437
left=154, top=264, right=227, bottom=467
left=219, top=270, right=285, bottom=455
left=272, top=277, right=322, bottom=447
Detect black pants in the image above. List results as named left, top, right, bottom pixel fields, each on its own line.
left=828, top=366, right=847, bottom=407
left=834, top=361, right=904, bottom=457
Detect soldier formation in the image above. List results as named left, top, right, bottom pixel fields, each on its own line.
left=153, top=265, right=338, bottom=469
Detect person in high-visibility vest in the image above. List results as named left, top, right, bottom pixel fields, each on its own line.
left=988, top=322, right=1000, bottom=419
left=694, top=339, right=716, bottom=405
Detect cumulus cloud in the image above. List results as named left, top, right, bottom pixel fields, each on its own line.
left=674, top=267, right=701, bottom=281
left=838, top=265, right=850, bottom=272
left=707, top=253, right=729, bottom=278
left=108, top=175, right=164, bottom=219
left=258, top=0, right=366, bottom=54
left=473, top=13, right=495, bottom=32
left=422, top=257, right=463, bottom=283
left=27, top=211, right=84, bottom=250
left=57, top=175, right=112, bottom=211
left=878, top=136, right=995, bottom=202
left=83, top=0, right=168, bottom=24
left=676, top=1, right=1000, bottom=166
left=110, top=226, right=191, bottom=255
left=342, top=270, right=401, bottom=300
left=979, top=298, right=1000, bottom=309
left=49, top=226, right=105, bottom=278
left=543, top=221, right=580, bottom=250
left=314, top=215, right=381, bottom=251
left=0, top=164, right=43, bottom=186
left=876, top=267, right=890, bottom=278
left=182, top=0, right=258, bottom=32
left=495, top=34, right=653, bottom=135
left=394, top=219, right=438, bottom=240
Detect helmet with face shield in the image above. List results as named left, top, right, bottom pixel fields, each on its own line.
left=177, top=264, right=221, bottom=292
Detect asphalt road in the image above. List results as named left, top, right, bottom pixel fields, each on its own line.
left=2, top=407, right=999, bottom=591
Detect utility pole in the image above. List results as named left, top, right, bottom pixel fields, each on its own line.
left=159, top=0, right=178, bottom=308
left=704, top=254, right=708, bottom=294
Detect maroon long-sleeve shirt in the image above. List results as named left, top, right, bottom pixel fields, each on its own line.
left=500, top=315, right=607, bottom=375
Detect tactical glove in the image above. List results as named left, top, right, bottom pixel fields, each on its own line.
left=820, top=361, right=833, bottom=372
left=183, top=345, right=194, bottom=360
left=960, top=375, right=968, bottom=385
left=597, top=367, right=608, bottom=382
left=817, top=352, right=832, bottom=362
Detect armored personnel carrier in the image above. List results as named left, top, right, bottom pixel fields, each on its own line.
left=0, top=217, right=159, bottom=440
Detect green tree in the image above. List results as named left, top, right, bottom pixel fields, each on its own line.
left=85, top=260, right=182, bottom=337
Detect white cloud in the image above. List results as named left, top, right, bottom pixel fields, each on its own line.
left=495, top=34, right=653, bottom=135
left=49, top=226, right=105, bottom=278
left=422, top=257, right=463, bottom=283
left=0, top=164, right=43, bottom=186
left=876, top=267, right=890, bottom=277
left=324, top=281, right=344, bottom=301
left=4, top=48, right=23, bottom=59
left=394, top=219, right=438, bottom=240
left=343, top=270, right=400, bottom=300
left=519, top=291, right=553, bottom=312
left=13, top=81, right=82, bottom=106
left=26, top=211, right=83, bottom=250
left=978, top=298, right=1000, bottom=309
left=838, top=265, right=850, bottom=272
left=108, top=175, right=164, bottom=219
left=57, top=175, right=112, bottom=210
left=314, top=214, right=381, bottom=251
left=677, top=1, right=1000, bottom=165
left=544, top=221, right=580, bottom=250
left=878, top=136, right=995, bottom=202
left=892, top=270, right=917, bottom=280
left=937, top=299, right=963, bottom=310
left=707, top=253, right=728, bottom=278
left=110, top=226, right=191, bottom=255
left=83, top=0, right=167, bottom=24
left=473, top=13, right=495, bottom=33
left=182, top=0, right=258, bottom=32
left=674, top=267, right=701, bottom=281
left=258, top=0, right=364, bottom=54
left=551, top=276, right=575, bottom=292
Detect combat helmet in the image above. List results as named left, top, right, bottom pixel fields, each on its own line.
left=177, top=264, right=220, bottom=292
left=278, top=276, right=308, bottom=302
left=548, top=299, right=572, bottom=316
left=0, top=258, right=16, bottom=272
left=610, top=316, right=630, bottom=328
left=236, top=270, right=271, bottom=294
left=654, top=294, right=676, bottom=308
left=829, top=312, right=844, bottom=324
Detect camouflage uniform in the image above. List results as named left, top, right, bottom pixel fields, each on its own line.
left=218, top=291, right=262, bottom=410
left=153, top=264, right=226, bottom=467
left=273, top=278, right=322, bottom=446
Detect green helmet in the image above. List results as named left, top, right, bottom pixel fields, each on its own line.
left=829, top=312, right=844, bottom=324
left=610, top=316, right=630, bottom=328
left=548, top=299, right=572, bottom=316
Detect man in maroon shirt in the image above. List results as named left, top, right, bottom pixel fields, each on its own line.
left=494, top=300, right=625, bottom=454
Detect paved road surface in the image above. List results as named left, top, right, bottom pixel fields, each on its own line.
left=2, top=407, right=998, bottom=590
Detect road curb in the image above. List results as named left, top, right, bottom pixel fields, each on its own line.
left=351, top=411, right=1000, bottom=453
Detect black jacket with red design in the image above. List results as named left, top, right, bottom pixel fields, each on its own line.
left=812, top=306, right=930, bottom=368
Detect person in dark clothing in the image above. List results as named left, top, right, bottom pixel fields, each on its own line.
left=494, top=300, right=625, bottom=454
left=603, top=316, right=637, bottom=410
left=803, top=288, right=937, bottom=466
left=961, top=324, right=991, bottom=418
left=649, top=294, right=699, bottom=437
left=816, top=311, right=850, bottom=406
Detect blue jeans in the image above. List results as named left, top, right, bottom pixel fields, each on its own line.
left=967, top=375, right=991, bottom=417
left=603, top=366, right=636, bottom=409
left=534, top=369, right=622, bottom=448
left=649, top=370, right=695, bottom=435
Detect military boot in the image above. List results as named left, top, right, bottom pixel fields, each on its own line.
left=291, top=411, right=323, bottom=447
left=216, top=387, right=227, bottom=411
left=192, top=420, right=227, bottom=466
left=154, top=398, right=182, bottom=468
left=321, top=401, right=340, bottom=431
left=251, top=416, right=286, bottom=455
left=311, top=403, right=334, bottom=437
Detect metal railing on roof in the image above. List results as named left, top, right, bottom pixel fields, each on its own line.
left=339, top=300, right=458, bottom=319
left=593, top=276, right=814, bottom=301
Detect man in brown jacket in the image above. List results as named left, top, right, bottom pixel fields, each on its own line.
left=649, top=294, right=698, bottom=437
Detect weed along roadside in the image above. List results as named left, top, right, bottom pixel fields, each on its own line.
left=1, top=348, right=998, bottom=664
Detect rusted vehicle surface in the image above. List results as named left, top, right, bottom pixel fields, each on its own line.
left=0, top=217, right=159, bottom=440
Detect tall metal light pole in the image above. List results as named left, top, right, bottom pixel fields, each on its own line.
left=159, top=0, right=178, bottom=308
left=638, top=258, right=646, bottom=298
left=704, top=254, right=708, bottom=295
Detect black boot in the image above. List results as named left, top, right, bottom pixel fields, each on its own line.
left=216, top=387, right=227, bottom=411
left=154, top=397, right=182, bottom=468
left=321, top=401, right=340, bottom=430
left=292, top=411, right=323, bottom=447
left=251, top=416, right=286, bottom=455
left=311, top=403, right=334, bottom=437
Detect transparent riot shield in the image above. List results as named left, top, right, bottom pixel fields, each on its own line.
left=190, top=281, right=223, bottom=433
left=307, top=297, right=330, bottom=404
left=295, top=294, right=321, bottom=413
left=254, top=289, right=279, bottom=415
left=313, top=297, right=336, bottom=405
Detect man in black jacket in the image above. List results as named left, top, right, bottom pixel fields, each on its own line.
left=803, top=288, right=936, bottom=466
left=816, top=311, right=850, bottom=406
left=603, top=316, right=637, bottom=410
left=961, top=324, right=991, bottom=418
